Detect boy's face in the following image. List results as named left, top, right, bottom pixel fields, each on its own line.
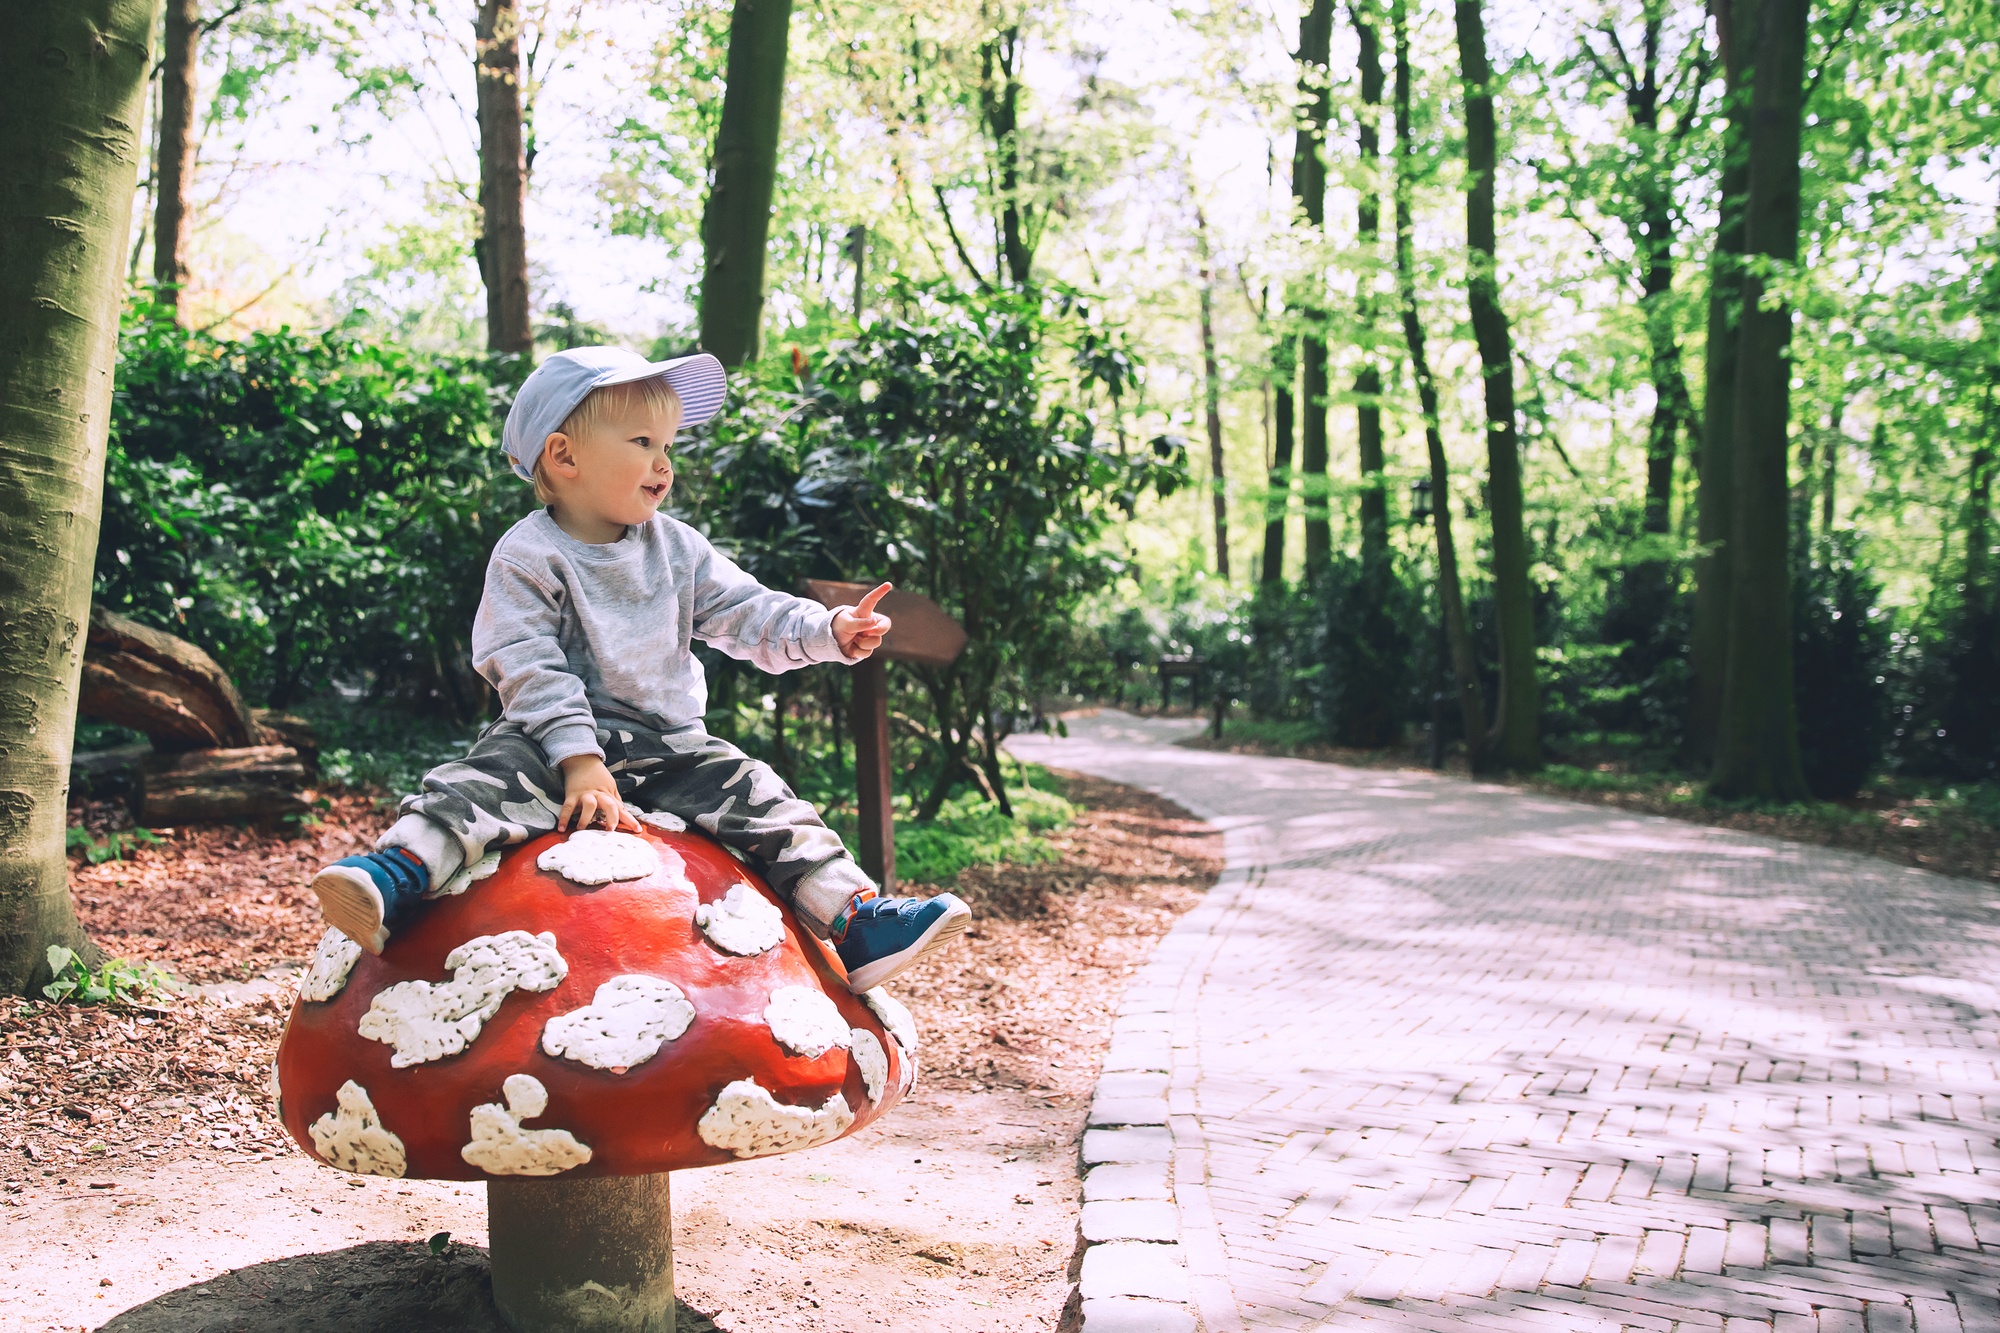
left=545, top=394, right=682, bottom=535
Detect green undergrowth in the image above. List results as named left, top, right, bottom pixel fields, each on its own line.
left=826, top=769, right=1077, bottom=886
left=297, top=696, right=486, bottom=798
left=42, top=946, right=179, bottom=1006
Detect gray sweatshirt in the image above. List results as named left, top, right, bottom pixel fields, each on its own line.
left=471, top=510, right=853, bottom=765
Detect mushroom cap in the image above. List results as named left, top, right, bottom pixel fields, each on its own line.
left=276, top=827, right=916, bottom=1180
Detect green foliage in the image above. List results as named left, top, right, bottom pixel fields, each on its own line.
left=97, top=308, right=528, bottom=713
left=1794, top=533, right=1891, bottom=799
left=41, top=947, right=177, bottom=1006
left=1310, top=555, right=1423, bottom=748
left=827, top=782, right=1076, bottom=886
left=64, top=826, right=164, bottom=866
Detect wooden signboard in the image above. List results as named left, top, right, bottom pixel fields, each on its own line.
left=804, top=580, right=967, bottom=892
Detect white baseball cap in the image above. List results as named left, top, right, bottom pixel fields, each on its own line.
left=501, top=346, right=727, bottom=481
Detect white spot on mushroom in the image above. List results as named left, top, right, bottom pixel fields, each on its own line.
left=357, top=930, right=568, bottom=1067
left=308, top=1080, right=407, bottom=1177
left=428, top=848, right=501, bottom=900
left=636, top=809, right=687, bottom=834
left=536, top=829, right=660, bottom=885
left=861, top=987, right=919, bottom=1054
left=764, top=986, right=852, bottom=1059
left=694, top=884, right=785, bottom=956
left=849, top=1028, right=887, bottom=1103
left=299, top=929, right=362, bottom=1002
left=697, top=1079, right=855, bottom=1159
left=899, top=1051, right=919, bottom=1095
left=461, top=1074, right=593, bottom=1176
left=542, top=975, right=696, bottom=1071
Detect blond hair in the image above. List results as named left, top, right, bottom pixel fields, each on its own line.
left=531, top=376, right=684, bottom=506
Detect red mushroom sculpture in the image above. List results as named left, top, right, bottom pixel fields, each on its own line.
left=274, top=821, right=919, bottom=1333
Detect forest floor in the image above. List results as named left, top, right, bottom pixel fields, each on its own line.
left=0, top=773, right=1219, bottom=1333
left=1174, top=716, right=2000, bottom=884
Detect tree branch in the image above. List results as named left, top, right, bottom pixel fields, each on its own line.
left=932, top=184, right=994, bottom=291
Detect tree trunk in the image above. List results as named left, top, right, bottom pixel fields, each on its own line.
left=980, top=27, right=1033, bottom=289
left=1709, top=0, right=1811, bottom=802
left=1395, top=0, right=1487, bottom=770
left=1629, top=15, right=1685, bottom=540
left=700, top=0, right=795, bottom=366
left=1687, top=0, right=1753, bottom=763
left=1298, top=0, right=1334, bottom=576
left=1453, top=0, right=1539, bottom=769
left=1197, top=209, right=1229, bottom=578
left=0, top=0, right=154, bottom=995
left=1263, top=346, right=1296, bottom=585
left=475, top=0, right=532, bottom=357
left=153, top=0, right=198, bottom=314
left=1352, top=0, right=1389, bottom=561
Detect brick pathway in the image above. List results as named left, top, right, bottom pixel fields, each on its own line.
left=1008, top=713, right=2000, bottom=1333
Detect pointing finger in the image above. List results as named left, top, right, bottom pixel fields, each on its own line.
left=854, top=582, right=893, bottom=617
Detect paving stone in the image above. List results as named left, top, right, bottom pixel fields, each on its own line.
left=1080, top=1242, right=1191, bottom=1302
left=1084, top=1163, right=1171, bottom=1202
left=1082, top=1127, right=1173, bottom=1166
left=1083, top=1199, right=1180, bottom=1242
left=1014, top=713, right=2000, bottom=1333
left=1079, top=1297, right=1198, bottom=1333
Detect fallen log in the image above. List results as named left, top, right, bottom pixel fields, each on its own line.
left=80, top=608, right=260, bottom=751
left=135, top=746, right=311, bottom=826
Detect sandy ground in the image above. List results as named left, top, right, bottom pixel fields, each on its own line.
left=3, top=772, right=1219, bottom=1332
left=3, top=1088, right=1074, bottom=1333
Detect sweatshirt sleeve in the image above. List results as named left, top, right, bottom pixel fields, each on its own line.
left=471, top=555, right=604, bottom=764
left=682, top=530, right=858, bottom=671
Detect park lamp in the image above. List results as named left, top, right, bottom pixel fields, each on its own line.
left=1410, top=476, right=1435, bottom=524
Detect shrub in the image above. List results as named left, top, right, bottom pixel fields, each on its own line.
left=1793, top=532, right=1890, bottom=798
left=97, top=309, right=523, bottom=713
left=1309, top=554, right=1421, bottom=748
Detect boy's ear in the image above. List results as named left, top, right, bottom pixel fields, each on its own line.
left=543, top=431, right=580, bottom=475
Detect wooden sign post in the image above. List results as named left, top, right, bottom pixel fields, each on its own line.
left=805, top=581, right=966, bottom=893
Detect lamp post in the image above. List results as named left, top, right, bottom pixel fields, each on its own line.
left=1410, top=478, right=1446, bottom=769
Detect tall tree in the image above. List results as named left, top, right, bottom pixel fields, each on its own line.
left=701, top=0, right=794, bottom=366
left=1395, top=0, right=1487, bottom=770
left=1298, top=0, right=1335, bottom=574
left=1453, top=0, right=1540, bottom=767
left=1261, top=337, right=1296, bottom=585
left=0, top=0, right=155, bottom=994
left=1351, top=0, right=1389, bottom=562
left=475, top=0, right=532, bottom=356
left=980, top=23, right=1035, bottom=289
left=153, top=0, right=200, bottom=314
left=1197, top=207, right=1229, bottom=578
left=1687, top=0, right=1752, bottom=762
left=1709, top=0, right=1812, bottom=799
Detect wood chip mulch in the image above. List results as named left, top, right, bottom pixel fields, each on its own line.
left=1, top=773, right=1220, bottom=1195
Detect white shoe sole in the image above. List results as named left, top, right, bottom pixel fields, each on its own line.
left=311, top=865, right=390, bottom=956
left=844, top=895, right=972, bottom=992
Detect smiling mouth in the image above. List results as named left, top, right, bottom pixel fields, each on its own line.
left=641, top=483, right=668, bottom=500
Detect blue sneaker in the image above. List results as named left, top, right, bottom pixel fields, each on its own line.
left=834, top=893, right=972, bottom=992
left=310, top=850, right=430, bottom=956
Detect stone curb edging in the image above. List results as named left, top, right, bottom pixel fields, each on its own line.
left=1071, top=804, right=1263, bottom=1333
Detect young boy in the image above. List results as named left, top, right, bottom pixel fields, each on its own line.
left=309, top=345, right=969, bottom=993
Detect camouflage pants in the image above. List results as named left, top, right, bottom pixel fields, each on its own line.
left=377, top=718, right=873, bottom=935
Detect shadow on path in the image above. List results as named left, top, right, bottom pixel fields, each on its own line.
left=96, top=1240, right=723, bottom=1333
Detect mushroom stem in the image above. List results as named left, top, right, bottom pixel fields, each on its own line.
left=487, top=1172, right=675, bottom=1333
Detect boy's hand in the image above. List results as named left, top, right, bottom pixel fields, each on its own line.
left=833, top=582, right=894, bottom=659
left=556, top=755, right=641, bottom=833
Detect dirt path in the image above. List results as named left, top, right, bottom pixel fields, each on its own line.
left=1, top=774, right=1218, bottom=1332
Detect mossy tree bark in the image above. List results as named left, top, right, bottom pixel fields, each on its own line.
left=1453, top=0, right=1539, bottom=769
left=701, top=0, right=794, bottom=367
left=1298, top=0, right=1334, bottom=576
left=1709, top=0, right=1811, bottom=801
left=0, top=0, right=156, bottom=995
left=476, top=0, right=532, bottom=357
left=1687, top=0, right=1753, bottom=764
left=1395, top=0, right=1487, bottom=770
left=152, top=0, right=198, bottom=313
left=1352, top=0, right=1389, bottom=562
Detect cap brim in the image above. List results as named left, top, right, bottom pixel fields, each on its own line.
left=592, top=352, right=728, bottom=431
